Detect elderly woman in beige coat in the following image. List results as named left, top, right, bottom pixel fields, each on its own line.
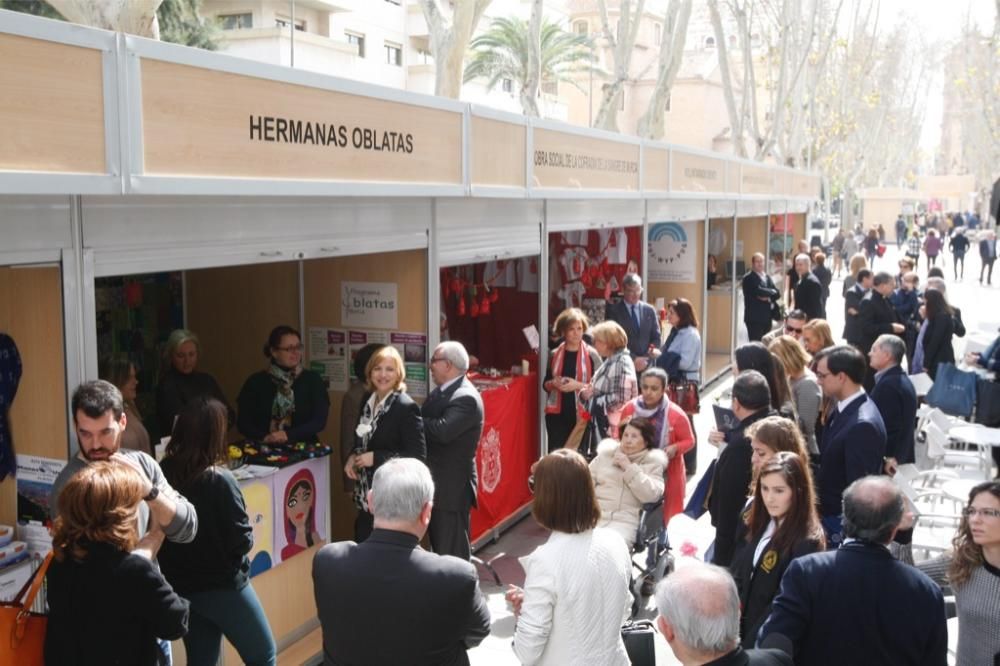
left=589, top=417, right=666, bottom=545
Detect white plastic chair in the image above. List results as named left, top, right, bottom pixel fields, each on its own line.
left=923, top=422, right=991, bottom=480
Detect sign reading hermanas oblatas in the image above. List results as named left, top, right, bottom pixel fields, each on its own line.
left=341, top=281, right=398, bottom=329
left=648, top=221, right=697, bottom=283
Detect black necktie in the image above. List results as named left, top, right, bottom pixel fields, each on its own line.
left=827, top=407, right=840, bottom=426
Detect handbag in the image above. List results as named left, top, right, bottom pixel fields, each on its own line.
left=621, top=619, right=656, bottom=666
left=683, top=458, right=717, bottom=520
left=0, top=551, right=52, bottom=666
left=770, top=300, right=786, bottom=322
left=876, top=243, right=887, bottom=257
left=926, top=363, right=978, bottom=417
left=668, top=380, right=701, bottom=414
left=974, top=378, right=1000, bottom=426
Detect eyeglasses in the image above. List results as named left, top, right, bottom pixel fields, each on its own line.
left=275, top=344, right=304, bottom=352
left=785, top=324, right=804, bottom=334
left=963, top=507, right=1000, bottom=519
left=814, top=370, right=831, bottom=380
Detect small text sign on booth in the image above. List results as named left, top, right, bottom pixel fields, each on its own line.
left=341, top=281, right=398, bottom=329
left=531, top=128, right=640, bottom=191
left=671, top=151, right=727, bottom=193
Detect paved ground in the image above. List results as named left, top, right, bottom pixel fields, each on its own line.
left=466, top=237, right=999, bottom=665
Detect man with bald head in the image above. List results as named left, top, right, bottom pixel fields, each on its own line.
left=654, top=561, right=790, bottom=665
left=792, top=254, right=824, bottom=320
left=759, top=476, right=946, bottom=665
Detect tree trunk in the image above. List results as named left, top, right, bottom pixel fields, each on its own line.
left=594, top=0, right=646, bottom=132
left=519, top=0, right=543, bottom=117
left=419, top=0, right=493, bottom=99
left=707, top=0, right=745, bottom=156
left=46, top=0, right=164, bottom=37
left=637, top=0, right=692, bottom=140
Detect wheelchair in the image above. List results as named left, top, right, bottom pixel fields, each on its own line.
left=628, top=498, right=675, bottom=618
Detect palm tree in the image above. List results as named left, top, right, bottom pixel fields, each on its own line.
left=464, top=16, right=595, bottom=117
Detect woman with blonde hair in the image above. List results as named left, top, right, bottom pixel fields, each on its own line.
left=801, top=319, right=835, bottom=356
left=768, top=336, right=821, bottom=456
left=45, top=461, right=189, bottom=665
left=544, top=308, right=602, bottom=451
left=842, top=252, right=869, bottom=295
left=344, top=344, right=426, bottom=541
left=566, top=320, right=638, bottom=443
left=156, top=328, right=233, bottom=436
left=916, top=481, right=1000, bottom=665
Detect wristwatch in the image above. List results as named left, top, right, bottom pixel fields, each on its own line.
left=143, top=486, right=159, bottom=502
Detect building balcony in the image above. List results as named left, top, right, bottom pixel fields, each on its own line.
left=407, top=1, right=429, bottom=39
left=216, top=27, right=358, bottom=72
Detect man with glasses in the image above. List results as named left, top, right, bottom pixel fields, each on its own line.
left=605, top=273, right=660, bottom=371
left=812, top=346, right=886, bottom=547
left=422, top=341, right=484, bottom=561
left=763, top=309, right=807, bottom=346
left=742, top=253, right=781, bottom=342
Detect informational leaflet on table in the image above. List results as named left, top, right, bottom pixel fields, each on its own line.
left=15, top=454, right=64, bottom=523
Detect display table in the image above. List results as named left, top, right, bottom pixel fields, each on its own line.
left=469, top=373, right=538, bottom=542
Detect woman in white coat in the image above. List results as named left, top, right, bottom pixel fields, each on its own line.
left=590, top=418, right=667, bottom=545
left=506, top=449, right=632, bottom=666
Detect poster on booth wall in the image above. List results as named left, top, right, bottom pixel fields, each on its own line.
left=16, top=454, right=64, bottom=524
left=347, top=330, right=390, bottom=384
left=341, top=281, right=398, bottom=329
left=390, top=332, right=428, bottom=399
left=648, top=221, right=697, bottom=283
left=240, top=478, right=275, bottom=577
left=271, top=458, right=328, bottom=566
left=307, top=327, right=348, bottom=391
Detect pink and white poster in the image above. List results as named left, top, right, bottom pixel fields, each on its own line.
left=271, top=457, right=329, bottom=565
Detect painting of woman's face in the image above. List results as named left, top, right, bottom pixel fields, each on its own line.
left=286, top=481, right=313, bottom=529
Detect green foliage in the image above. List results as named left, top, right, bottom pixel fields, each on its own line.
left=463, top=16, right=594, bottom=94
left=157, top=0, right=218, bottom=50
left=0, top=0, right=61, bottom=19
left=0, top=0, right=218, bottom=50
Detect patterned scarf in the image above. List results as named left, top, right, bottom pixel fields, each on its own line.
left=545, top=342, right=595, bottom=415
left=628, top=394, right=671, bottom=450
left=268, top=361, right=301, bottom=434
left=352, top=390, right=399, bottom=513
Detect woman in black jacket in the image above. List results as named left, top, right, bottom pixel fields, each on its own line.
left=344, top=345, right=427, bottom=541
left=731, top=452, right=825, bottom=649
left=159, top=398, right=277, bottom=666
left=919, top=289, right=955, bottom=380
left=237, top=325, right=330, bottom=444
left=46, top=461, right=189, bottom=666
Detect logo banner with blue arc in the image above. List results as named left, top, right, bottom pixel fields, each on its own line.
left=649, top=221, right=697, bottom=283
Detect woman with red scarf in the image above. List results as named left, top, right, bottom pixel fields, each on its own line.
left=544, top=308, right=602, bottom=451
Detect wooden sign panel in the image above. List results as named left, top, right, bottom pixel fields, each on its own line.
left=140, top=59, right=462, bottom=184
left=671, top=150, right=726, bottom=193
left=470, top=116, right=525, bottom=188
left=741, top=164, right=776, bottom=195
left=790, top=173, right=820, bottom=198
left=642, top=147, right=668, bottom=191
left=725, top=161, right=740, bottom=193
left=531, top=128, right=639, bottom=191
left=0, top=34, right=106, bottom=174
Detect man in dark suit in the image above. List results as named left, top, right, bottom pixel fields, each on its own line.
left=313, top=457, right=491, bottom=666
left=979, top=229, right=997, bottom=284
left=604, top=273, right=660, bottom=371
left=742, top=253, right=781, bottom=341
left=842, top=269, right=872, bottom=346
left=708, top=370, right=774, bottom=567
left=655, top=561, right=792, bottom=666
left=812, top=346, right=886, bottom=546
left=857, top=272, right=905, bottom=390
left=758, top=476, right=947, bottom=666
left=792, top=254, right=824, bottom=320
left=868, top=334, right=917, bottom=473
left=423, top=341, right=484, bottom=561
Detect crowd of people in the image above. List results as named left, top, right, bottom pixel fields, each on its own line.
left=37, top=241, right=1000, bottom=665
